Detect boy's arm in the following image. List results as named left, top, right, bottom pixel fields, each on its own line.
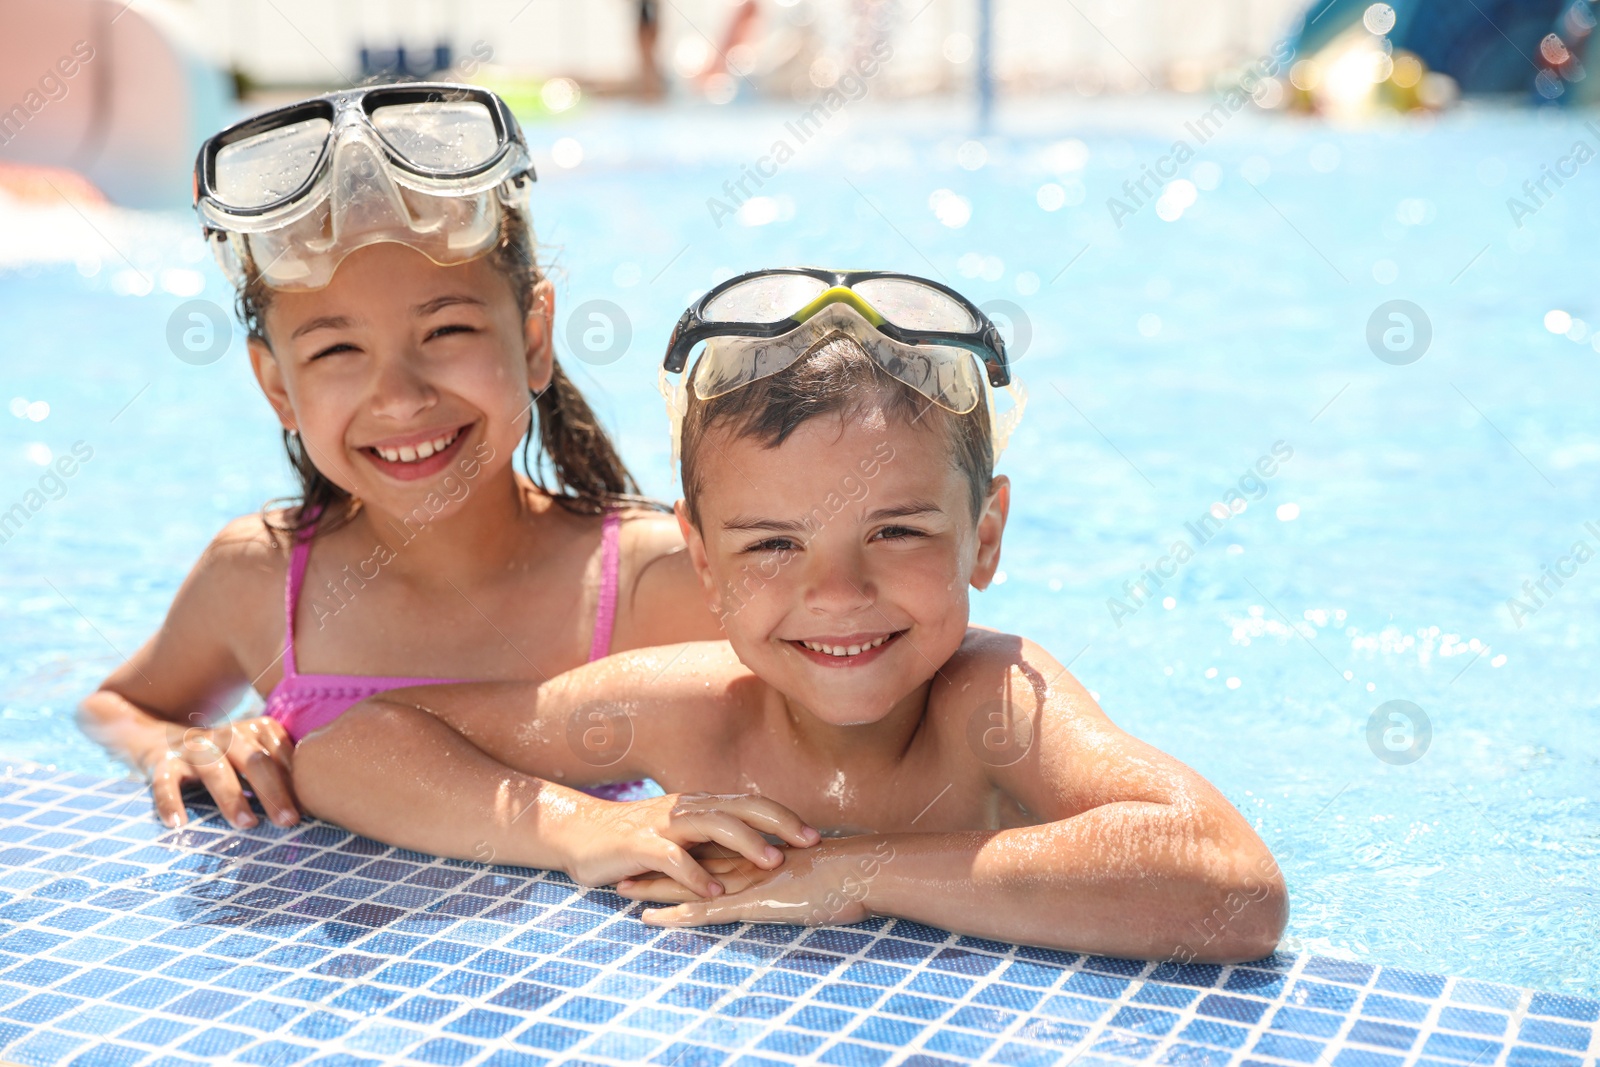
left=292, top=643, right=818, bottom=892
left=624, top=632, right=1287, bottom=963
left=888, top=631, right=1286, bottom=961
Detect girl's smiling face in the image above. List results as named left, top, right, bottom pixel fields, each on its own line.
left=679, top=403, right=1009, bottom=726
left=248, top=241, right=551, bottom=514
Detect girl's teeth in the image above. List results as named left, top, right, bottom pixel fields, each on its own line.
left=374, top=429, right=460, bottom=464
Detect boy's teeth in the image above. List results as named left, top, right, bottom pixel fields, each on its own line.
left=374, top=428, right=460, bottom=464
left=799, top=634, right=891, bottom=657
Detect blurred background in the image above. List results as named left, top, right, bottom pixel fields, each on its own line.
left=2, top=0, right=1598, bottom=995
left=6, top=0, right=1596, bottom=207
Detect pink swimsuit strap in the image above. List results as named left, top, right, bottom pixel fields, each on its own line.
left=588, top=509, right=622, bottom=662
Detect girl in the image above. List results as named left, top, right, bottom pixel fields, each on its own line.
left=77, top=83, right=817, bottom=894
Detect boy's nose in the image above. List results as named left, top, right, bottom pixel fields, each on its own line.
left=802, top=547, right=875, bottom=616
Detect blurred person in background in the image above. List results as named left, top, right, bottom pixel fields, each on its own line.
left=636, top=0, right=665, bottom=98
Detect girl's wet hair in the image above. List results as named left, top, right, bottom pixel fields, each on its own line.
left=236, top=206, right=655, bottom=541
left=678, top=333, right=994, bottom=527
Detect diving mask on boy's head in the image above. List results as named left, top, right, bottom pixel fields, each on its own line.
left=659, top=268, right=1027, bottom=463
left=193, top=82, right=534, bottom=291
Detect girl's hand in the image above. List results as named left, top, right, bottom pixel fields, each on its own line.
left=561, top=793, right=821, bottom=899
left=615, top=836, right=896, bottom=928
left=139, top=716, right=299, bottom=830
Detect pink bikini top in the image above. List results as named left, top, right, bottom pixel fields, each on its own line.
left=263, top=507, right=622, bottom=744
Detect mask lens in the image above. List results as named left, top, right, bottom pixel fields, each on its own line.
left=874, top=342, right=983, bottom=414
left=703, top=274, right=829, bottom=323
left=214, top=116, right=331, bottom=209
left=852, top=278, right=976, bottom=332
left=370, top=100, right=502, bottom=172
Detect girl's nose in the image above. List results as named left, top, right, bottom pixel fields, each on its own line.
left=367, top=353, right=438, bottom=422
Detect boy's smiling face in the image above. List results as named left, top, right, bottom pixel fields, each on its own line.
left=680, top=401, right=1009, bottom=726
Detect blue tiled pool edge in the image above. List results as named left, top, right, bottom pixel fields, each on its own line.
left=0, top=765, right=1594, bottom=1067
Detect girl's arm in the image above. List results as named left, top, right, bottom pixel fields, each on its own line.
left=619, top=636, right=1288, bottom=963
left=292, top=645, right=819, bottom=895
left=76, top=515, right=299, bottom=830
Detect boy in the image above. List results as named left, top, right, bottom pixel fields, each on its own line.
left=294, top=272, right=1286, bottom=962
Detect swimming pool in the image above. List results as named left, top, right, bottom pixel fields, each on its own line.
left=2, top=93, right=1597, bottom=1000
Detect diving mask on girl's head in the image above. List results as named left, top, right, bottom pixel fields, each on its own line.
left=193, top=82, right=535, bottom=291
left=658, top=267, right=1027, bottom=466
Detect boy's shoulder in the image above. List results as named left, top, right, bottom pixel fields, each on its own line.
left=926, top=628, right=1123, bottom=821
left=934, top=627, right=1066, bottom=696
left=926, top=627, right=1100, bottom=749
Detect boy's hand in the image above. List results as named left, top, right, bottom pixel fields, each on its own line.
left=615, top=836, right=894, bottom=928
left=562, top=794, right=820, bottom=899
left=140, top=716, right=299, bottom=830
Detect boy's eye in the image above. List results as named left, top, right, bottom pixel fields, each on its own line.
left=872, top=525, right=927, bottom=542
left=744, top=537, right=799, bottom=554
left=309, top=343, right=356, bottom=361
left=427, top=324, right=476, bottom=341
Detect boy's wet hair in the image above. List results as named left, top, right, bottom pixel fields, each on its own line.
left=679, top=333, right=994, bottom=527
left=237, top=206, right=650, bottom=540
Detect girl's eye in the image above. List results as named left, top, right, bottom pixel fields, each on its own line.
left=310, top=343, right=355, bottom=361
left=427, top=324, right=476, bottom=341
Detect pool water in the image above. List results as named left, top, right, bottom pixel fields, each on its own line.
left=2, top=93, right=1596, bottom=996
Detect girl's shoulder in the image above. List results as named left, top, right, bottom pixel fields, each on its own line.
left=186, top=508, right=301, bottom=608
left=150, top=509, right=300, bottom=688
left=606, top=505, right=684, bottom=584
left=613, top=505, right=683, bottom=556
left=207, top=507, right=300, bottom=566
left=609, top=506, right=722, bottom=646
